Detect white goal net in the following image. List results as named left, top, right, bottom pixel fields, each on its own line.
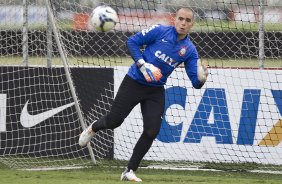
left=0, top=0, right=282, bottom=172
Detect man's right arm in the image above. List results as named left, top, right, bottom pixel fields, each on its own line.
left=127, top=25, right=163, bottom=82
left=127, top=24, right=161, bottom=64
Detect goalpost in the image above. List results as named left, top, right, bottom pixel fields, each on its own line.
left=0, top=0, right=282, bottom=172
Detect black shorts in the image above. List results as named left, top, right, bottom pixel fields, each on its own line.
left=110, top=74, right=165, bottom=130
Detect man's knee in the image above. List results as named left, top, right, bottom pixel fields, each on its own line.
left=142, top=116, right=162, bottom=139
left=143, top=127, right=160, bottom=140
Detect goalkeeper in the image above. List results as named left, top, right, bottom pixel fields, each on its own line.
left=79, top=7, right=208, bottom=182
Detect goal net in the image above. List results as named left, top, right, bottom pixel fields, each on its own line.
left=0, top=0, right=282, bottom=172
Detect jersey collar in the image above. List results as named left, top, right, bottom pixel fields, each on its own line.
left=172, top=26, right=188, bottom=43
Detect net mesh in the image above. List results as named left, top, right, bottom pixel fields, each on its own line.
left=0, top=0, right=282, bottom=172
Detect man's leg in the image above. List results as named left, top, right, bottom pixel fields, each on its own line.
left=79, top=75, right=141, bottom=147
left=127, top=86, right=165, bottom=171
left=92, top=75, right=141, bottom=131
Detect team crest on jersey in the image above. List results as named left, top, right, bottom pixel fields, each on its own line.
left=178, top=46, right=187, bottom=57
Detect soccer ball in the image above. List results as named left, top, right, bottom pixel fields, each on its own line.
left=90, top=5, right=118, bottom=32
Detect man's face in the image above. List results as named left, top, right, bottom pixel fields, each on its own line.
left=174, top=9, right=194, bottom=36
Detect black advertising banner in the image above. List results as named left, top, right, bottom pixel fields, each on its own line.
left=2, top=31, right=282, bottom=58
left=0, top=66, right=114, bottom=158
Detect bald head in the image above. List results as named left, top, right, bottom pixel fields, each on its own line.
left=174, top=7, right=195, bottom=40
left=176, top=7, right=194, bottom=21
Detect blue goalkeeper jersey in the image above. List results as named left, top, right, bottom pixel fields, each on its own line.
left=127, top=24, right=203, bottom=89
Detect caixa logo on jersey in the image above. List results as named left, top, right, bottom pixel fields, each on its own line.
left=157, top=86, right=282, bottom=147
left=0, top=66, right=114, bottom=157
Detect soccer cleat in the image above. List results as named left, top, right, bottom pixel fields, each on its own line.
left=79, top=121, right=96, bottom=147
left=120, top=169, right=142, bottom=182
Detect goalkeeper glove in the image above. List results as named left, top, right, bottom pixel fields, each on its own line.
left=137, top=59, right=162, bottom=82
left=197, top=59, right=208, bottom=82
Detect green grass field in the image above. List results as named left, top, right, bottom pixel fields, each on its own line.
left=1, top=166, right=282, bottom=184
left=3, top=20, right=282, bottom=32
left=1, top=56, right=282, bottom=68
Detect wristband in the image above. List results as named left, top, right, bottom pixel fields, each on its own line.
left=136, top=59, right=146, bottom=68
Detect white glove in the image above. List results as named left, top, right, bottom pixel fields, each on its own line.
left=197, top=59, right=208, bottom=82
left=137, top=59, right=162, bottom=82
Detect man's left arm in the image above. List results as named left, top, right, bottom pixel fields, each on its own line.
left=184, top=47, right=208, bottom=89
